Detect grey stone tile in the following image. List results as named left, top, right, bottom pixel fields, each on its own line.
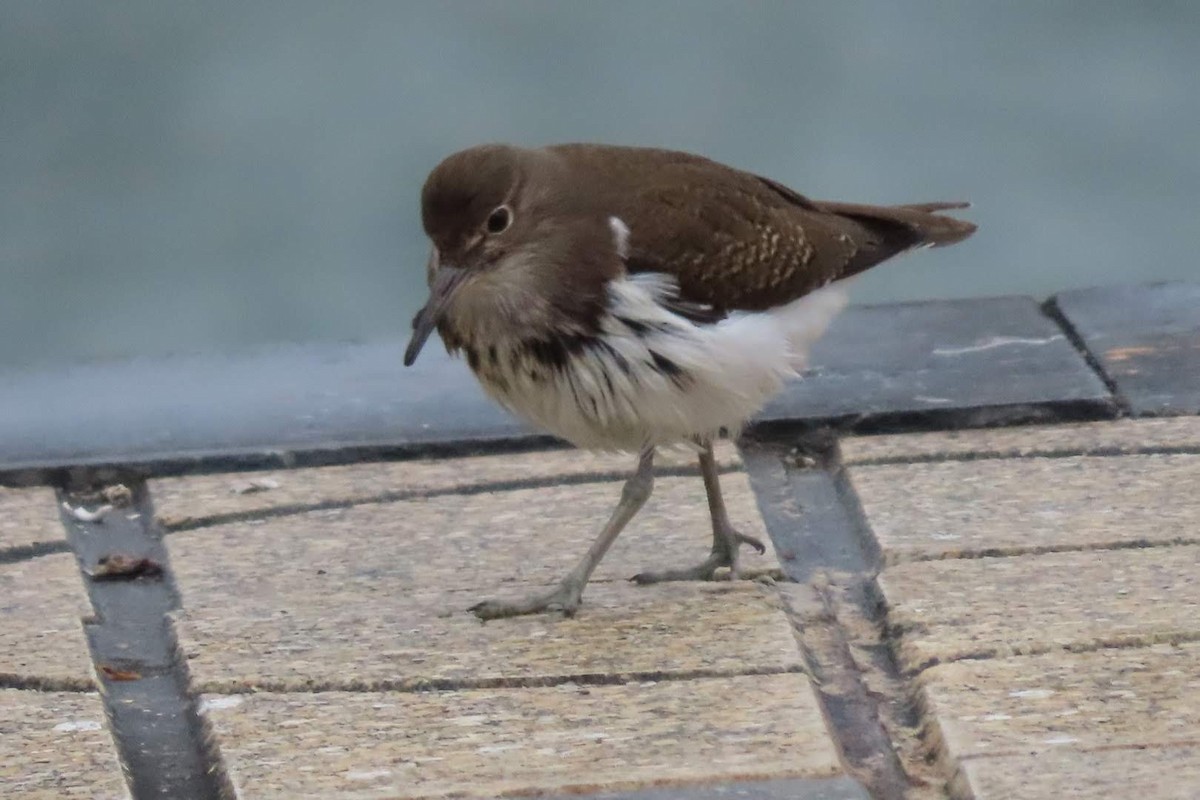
left=0, top=344, right=524, bottom=475
left=758, top=296, right=1113, bottom=430
left=0, top=295, right=1113, bottom=479
left=1053, top=281, right=1200, bottom=415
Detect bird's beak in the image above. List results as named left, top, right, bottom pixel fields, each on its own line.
left=404, top=266, right=468, bottom=366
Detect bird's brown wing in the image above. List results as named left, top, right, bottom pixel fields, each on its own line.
left=592, top=155, right=974, bottom=313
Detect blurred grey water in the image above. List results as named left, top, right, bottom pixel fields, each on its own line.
left=3, top=1, right=1197, bottom=370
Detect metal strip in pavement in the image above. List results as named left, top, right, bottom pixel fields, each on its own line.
left=58, top=479, right=232, bottom=800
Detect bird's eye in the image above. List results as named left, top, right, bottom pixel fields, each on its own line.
left=485, top=205, right=512, bottom=234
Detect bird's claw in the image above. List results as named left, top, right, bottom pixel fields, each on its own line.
left=469, top=583, right=583, bottom=620
left=630, top=524, right=765, bottom=584
left=736, top=531, right=767, bottom=555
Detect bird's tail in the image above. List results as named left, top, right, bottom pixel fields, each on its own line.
left=817, top=200, right=977, bottom=249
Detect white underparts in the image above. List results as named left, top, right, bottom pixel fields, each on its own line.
left=469, top=273, right=849, bottom=452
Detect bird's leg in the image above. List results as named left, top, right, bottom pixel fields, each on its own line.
left=631, top=442, right=764, bottom=584
left=471, top=447, right=656, bottom=620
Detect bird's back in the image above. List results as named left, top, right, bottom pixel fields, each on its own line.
left=548, top=143, right=976, bottom=313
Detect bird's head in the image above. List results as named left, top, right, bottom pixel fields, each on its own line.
left=404, top=145, right=621, bottom=366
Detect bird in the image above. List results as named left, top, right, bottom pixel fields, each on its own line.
left=404, top=143, right=976, bottom=620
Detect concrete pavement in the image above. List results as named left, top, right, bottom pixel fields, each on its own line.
left=3, top=419, right=1200, bottom=798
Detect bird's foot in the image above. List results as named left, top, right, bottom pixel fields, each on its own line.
left=470, top=580, right=585, bottom=621
left=630, top=552, right=730, bottom=584
left=630, top=525, right=765, bottom=584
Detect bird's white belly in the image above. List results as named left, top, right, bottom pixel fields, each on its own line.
left=466, top=274, right=848, bottom=451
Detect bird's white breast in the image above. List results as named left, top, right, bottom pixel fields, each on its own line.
left=466, top=273, right=848, bottom=452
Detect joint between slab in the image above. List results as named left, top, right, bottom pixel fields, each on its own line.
left=896, top=629, right=1200, bottom=681
left=879, top=534, right=1200, bottom=567
left=742, top=442, right=932, bottom=797
left=186, top=663, right=808, bottom=697
left=1042, top=296, right=1132, bottom=415
left=749, top=396, right=1119, bottom=441
left=0, top=538, right=72, bottom=564
left=158, top=462, right=741, bottom=533
left=846, top=442, right=1200, bottom=468
left=0, top=672, right=96, bottom=692
left=954, top=736, right=1200, bottom=765
left=57, top=480, right=234, bottom=800
left=776, top=579, right=920, bottom=798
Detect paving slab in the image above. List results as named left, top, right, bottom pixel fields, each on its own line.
left=151, top=442, right=740, bottom=529
left=951, top=745, right=1200, bottom=800
left=173, top=581, right=800, bottom=693
left=0, top=486, right=65, bottom=553
left=919, top=642, right=1200, bottom=760
left=167, top=467, right=791, bottom=691
left=0, top=344, right=526, bottom=475
left=757, top=296, right=1113, bottom=431
left=166, top=473, right=776, bottom=600
left=1052, top=281, right=1200, bottom=415
left=880, top=545, right=1200, bottom=670
left=199, top=673, right=841, bottom=799
left=0, top=296, right=1116, bottom=481
left=840, top=415, right=1200, bottom=465
left=848, top=452, right=1200, bottom=560
left=0, top=689, right=128, bottom=799
left=0, top=554, right=96, bottom=689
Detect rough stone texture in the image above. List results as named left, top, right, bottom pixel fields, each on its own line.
left=151, top=443, right=740, bottom=528
left=167, top=473, right=775, bottom=600
left=171, top=464, right=853, bottom=797
left=199, top=674, right=840, bottom=799
left=880, top=545, right=1200, bottom=670
left=0, top=689, right=128, bottom=799
left=0, top=554, right=96, bottom=688
left=1053, top=281, right=1200, bottom=415
left=840, top=416, right=1200, bottom=465
left=758, top=296, right=1112, bottom=428
left=919, top=642, right=1200, bottom=760
left=953, top=745, right=1200, bottom=800
left=168, top=468, right=790, bottom=692
left=848, top=452, right=1200, bottom=560
left=0, top=487, right=64, bottom=551
left=174, top=582, right=799, bottom=692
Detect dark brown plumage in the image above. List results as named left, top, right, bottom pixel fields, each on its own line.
left=561, top=144, right=975, bottom=311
